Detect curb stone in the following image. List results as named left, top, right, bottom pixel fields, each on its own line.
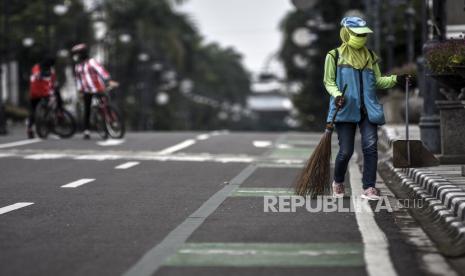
left=378, top=125, right=465, bottom=257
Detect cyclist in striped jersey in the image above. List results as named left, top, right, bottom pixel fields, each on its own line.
left=71, top=44, right=118, bottom=140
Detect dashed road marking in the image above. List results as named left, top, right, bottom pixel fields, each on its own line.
left=61, top=178, right=95, bottom=188
left=115, top=161, right=140, bottom=170
left=0, top=202, right=34, bottom=215
left=25, top=153, right=66, bottom=160
left=97, top=139, right=125, bottom=146
left=349, top=156, right=398, bottom=276
left=253, top=140, right=272, bottom=148
left=0, top=139, right=41, bottom=149
left=196, top=134, right=210, bottom=140
left=157, top=139, right=196, bottom=155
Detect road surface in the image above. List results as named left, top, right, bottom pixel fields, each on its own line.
left=0, top=129, right=458, bottom=276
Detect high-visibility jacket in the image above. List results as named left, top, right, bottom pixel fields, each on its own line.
left=323, top=49, right=397, bottom=125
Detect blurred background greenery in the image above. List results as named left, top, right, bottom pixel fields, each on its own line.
left=0, top=0, right=429, bottom=132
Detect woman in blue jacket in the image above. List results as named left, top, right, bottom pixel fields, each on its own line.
left=323, top=17, right=409, bottom=200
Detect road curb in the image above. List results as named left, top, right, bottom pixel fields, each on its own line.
left=378, top=125, right=465, bottom=257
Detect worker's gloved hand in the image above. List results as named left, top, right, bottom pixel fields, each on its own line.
left=334, top=95, right=345, bottom=108
left=397, top=74, right=415, bottom=88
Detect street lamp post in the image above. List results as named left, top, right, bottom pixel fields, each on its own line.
left=419, top=0, right=447, bottom=153
left=405, top=2, right=416, bottom=63
left=0, top=0, right=9, bottom=134
left=385, top=3, right=395, bottom=71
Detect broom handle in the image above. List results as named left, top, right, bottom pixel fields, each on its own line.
left=327, top=84, right=348, bottom=130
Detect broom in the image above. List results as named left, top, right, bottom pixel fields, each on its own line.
left=295, top=84, right=347, bottom=197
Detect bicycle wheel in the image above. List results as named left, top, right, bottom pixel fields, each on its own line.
left=91, top=107, right=108, bottom=140
left=35, top=102, right=50, bottom=139
left=52, top=108, right=77, bottom=138
left=105, top=105, right=125, bottom=139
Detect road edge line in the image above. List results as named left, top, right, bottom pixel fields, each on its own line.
left=349, top=155, right=398, bottom=276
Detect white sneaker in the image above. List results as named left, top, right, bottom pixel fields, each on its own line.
left=83, top=129, right=91, bottom=140
left=332, top=182, right=345, bottom=198
left=361, top=187, right=380, bottom=200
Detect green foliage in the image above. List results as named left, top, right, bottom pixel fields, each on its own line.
left=2, top=0, right=252, bottom=130
left=103, top=0, right=252, bottom=130
left=1, top=0, right=93, bottom=105
left=425, top=39, right=465, bottom=74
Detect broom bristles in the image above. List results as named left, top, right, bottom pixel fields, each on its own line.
left=294, top=130, right=333, bottom=197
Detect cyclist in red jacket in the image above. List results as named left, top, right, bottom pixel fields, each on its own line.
left=28, top=57, right=58, bottom=139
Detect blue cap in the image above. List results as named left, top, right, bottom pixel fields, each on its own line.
left=340, top=16, right=373, bottom=34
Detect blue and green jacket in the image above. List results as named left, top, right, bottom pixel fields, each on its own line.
left=323, top=49, right=397, bottom=125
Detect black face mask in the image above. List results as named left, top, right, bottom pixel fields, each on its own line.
left=40, top=67, right=52, bottom=78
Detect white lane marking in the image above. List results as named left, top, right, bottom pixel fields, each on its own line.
left=0, top=202, right=34, bottom=215
left=25, top=153, right=66, bottom=160
left=0, top=139, right=41, bottom=149
left=196, top=134, right=210, bottom=140
left=61, top=178, right=95, bottom=188
left=349, top=156, right=398, bottom=276
left=74, top=154, right=122, bottom=161
left=210, top=130, right=229, bottom=136
left=115, top=161, right=140, bottom=170
left=97, top=139, right=125, bottom=146
left=253, top=140, right=272, bottom=148
left=0, top=153, right=15, bottom=158
left=276, top=144, right=292, bottom=149
left=157, top=139, right=196, bottom=155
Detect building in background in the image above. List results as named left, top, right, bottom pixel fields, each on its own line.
left=446, top=0, right=465, bottom=38
left=247, top=80, right=297, bottom=131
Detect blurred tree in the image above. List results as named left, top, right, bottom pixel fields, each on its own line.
left=1, top=0, right=93, bottom=106
left=104, top=0, right=252, bottom=130
left=2, top=0, right=252, bottom=130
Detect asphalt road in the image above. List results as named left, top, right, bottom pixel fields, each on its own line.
left=0, top=129, right=459, bottom=276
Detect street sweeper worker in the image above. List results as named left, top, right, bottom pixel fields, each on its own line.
left=323, top=16, right=410, bottom=200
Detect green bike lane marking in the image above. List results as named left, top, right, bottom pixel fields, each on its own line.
left=232, top=188, right=294, bottom=197
left=157, top=135, right=363, bottom=271
left=163, top=242, right=364, bottom=267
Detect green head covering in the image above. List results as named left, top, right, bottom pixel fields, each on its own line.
left=337, top=27, right=372, bottom=70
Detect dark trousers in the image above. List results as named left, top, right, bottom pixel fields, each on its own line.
left=28, top=98, right=42, bottom=129
left=82, top=93, right=94, bottom=131
left=333, top=115, right=378, bottom=189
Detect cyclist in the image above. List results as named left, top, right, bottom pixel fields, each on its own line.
left=71, top=43, right=118, bottom=140
left=28, top=57, right=61, bottom=139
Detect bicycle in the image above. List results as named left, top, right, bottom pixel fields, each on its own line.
left=35, top=95, right=77, bottom=139
left=90, top=86, right=125, bottom=139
